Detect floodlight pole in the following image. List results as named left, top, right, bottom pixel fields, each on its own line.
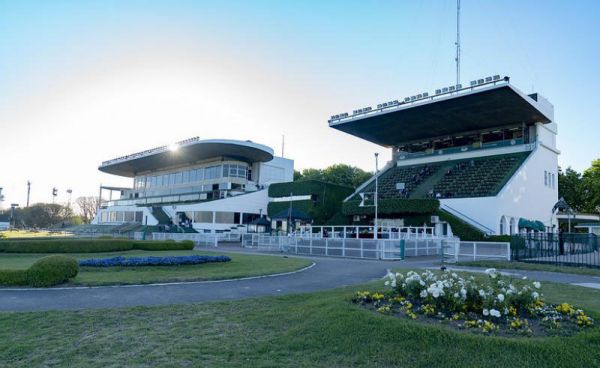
left=374, top=153, right=379, bottom=240
left=455, top=0, right=461, bottom=86
left=26, top=181, right=31, bottom=208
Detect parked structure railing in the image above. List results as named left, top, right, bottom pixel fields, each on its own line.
left=298, top=225, right=437, bottom=240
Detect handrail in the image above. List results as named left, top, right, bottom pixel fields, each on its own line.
left=440, top=203, right=495, bottom=235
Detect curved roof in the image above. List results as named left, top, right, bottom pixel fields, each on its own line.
left=329, top=83, right=552, bottom=147
left=99, top=138, right=274, bottom=177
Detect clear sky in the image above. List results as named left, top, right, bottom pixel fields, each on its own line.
left=1, top=0, right=599, bottom=208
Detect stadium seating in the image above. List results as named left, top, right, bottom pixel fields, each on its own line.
left=354, top=152, right=529, bottom=200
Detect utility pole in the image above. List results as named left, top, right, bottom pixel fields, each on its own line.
left=455, top=0, right=461, bottom=86
left=26, top=181, right=31, bottom=208
left=52, top=187, right=58, bottom=204
left=374, top=153, right=379, bottom=240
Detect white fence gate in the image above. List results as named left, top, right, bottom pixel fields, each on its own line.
left=442, top=241, right=511, bottom=262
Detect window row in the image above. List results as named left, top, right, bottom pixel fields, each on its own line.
left=99, top=211, right=143, bottom=223
left=544, top=170, right=556, bottom=189
left=134, top=164, right=250, bottom=189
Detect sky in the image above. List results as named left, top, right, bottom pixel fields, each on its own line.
left=1, top=0, right=599, bottom=208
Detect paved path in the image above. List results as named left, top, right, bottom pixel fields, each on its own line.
left=1, top=251, right=599, bottom=312
left=0, top=256, right=393, bottom=312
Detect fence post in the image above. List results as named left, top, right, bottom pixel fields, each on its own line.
left=310, top=236, right=313, bottom=255
left=506, top=242, right=511, bottom=261
left=360, top=239, right=364, bottom=258
left=342, top=237, right=346, bottom=257
left=473, top=242, right=477, bottom=261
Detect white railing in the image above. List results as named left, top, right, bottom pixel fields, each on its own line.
left=241, top=234, right=449, bottom=260
left=149, top=232, right=241, bottom=246
left=443, top=241, right=510, bottom=262
left=298, top=225, right=437, bottom=240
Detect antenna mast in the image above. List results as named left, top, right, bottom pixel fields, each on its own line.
left=455, top=0, right=461, bottom=86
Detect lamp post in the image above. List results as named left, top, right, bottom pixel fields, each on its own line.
left=374, top=153, right=379, bottom=240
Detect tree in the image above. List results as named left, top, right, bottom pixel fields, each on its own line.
left=75, top=196, right=101, bottom=224
left=558, top=166, right=585, bottom=211
left=294, top=164, right=372, bottom=188
left=16, top=203, right=72, bottom=228
left=582, top=159, right=600, bottom=213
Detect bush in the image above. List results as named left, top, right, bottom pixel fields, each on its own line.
left=79, top=255, right=231, bottom=267
left=132, top=240, right=195, bottom=251
left=342, top=199, right=440, bottom=216
left=0, top=239, right=195, bottom=253
left=25, top=255, right=79, bottom=287
left=0, top=269, right=29, bottom=286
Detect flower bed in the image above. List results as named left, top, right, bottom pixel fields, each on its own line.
left=79, top=255, right=231, bottom=267
left=352, top=269, right=594, bottom=337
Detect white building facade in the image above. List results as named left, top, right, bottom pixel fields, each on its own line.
left=93, top=138, right=294, bottom=233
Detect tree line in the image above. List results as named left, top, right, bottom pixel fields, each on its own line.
left=558, top=158, right=600, bottom=213
left=294, top=164, right=372, bottom=188
left=1, top=196, right=100, bottom=229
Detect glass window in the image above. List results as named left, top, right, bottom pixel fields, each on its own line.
left=223, top=164, right=230, bottom=177
left=135, top=211, right=143, bottom=223
left=544, top=171, right=547, bottom=186
left=215, top=211, right=235, bottom=224
left=193, top=211, right=213, bottom=223
left=174, top=172, right=182, bottom=185
left=124, top=212, right=135, bottom=222
left=182, top=170, right=189, bottom=183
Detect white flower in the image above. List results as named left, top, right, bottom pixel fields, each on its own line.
left=479, top=289, right=486, bottom=298
left=485, top=268, right=498, bottom=279
left=504, top=307, right=509, bottom=315
left=533, top=281, right=541, bottom=289
left=419, top=280, right=426, bottom=286
left=453, top=292, right=459, bottom=298
left=490, top=309, right=501, bottom=318
left=483, top=309, right=490, bottom=316
left=384, top=281, right=390, bottom=286
left=420, top=290, right=428, bottom=298
left=451, top=273, right=458, bottom=278
left=522, top=276, right=528, bottom=280
left=497, top=294, right=505, bottom=302
left=460, top=288, right=467, bottom=298
left=532, top=291, right=540, bottom=299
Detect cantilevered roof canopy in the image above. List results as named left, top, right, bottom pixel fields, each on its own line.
left=99, top=138, right=274, bottom=177
left=329, top=84, right=552, bottom=147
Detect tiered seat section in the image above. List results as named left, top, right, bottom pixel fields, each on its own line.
left=355, top=163, right=440, bottom=199
left=429, top=152, right=530, bottom=198
left=352, top=152, right=530, bottom=201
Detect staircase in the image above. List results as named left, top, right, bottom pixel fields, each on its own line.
left=151, top=206, right=171, bottom=225
left=409, top=162, right=455, bottom=198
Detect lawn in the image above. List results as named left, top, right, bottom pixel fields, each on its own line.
left=0, top=229, right=72, bottom=239
left=0, top=250, right=312, bottom=286
left=455, top=260, right=600, bottom=277
left=0, top=275, right=599, bottom=367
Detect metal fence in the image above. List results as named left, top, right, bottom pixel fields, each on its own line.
left=138, top=232, right=241, bottom=247
left=240, top=234, right=454, bottom=260
left=298, top=225, right=436, bottom=240
left=441, top=241, right=510, bottom=263
left=512, top=233, right=600, bottom=268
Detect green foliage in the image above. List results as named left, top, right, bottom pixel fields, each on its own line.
left=268, top=180, right=353, bottom=224
left=25, top=255, right=79, bottom=287
left=12, top=203, right=73, bottom=228
left=558, top=161, right=600, bottom=214
left=0, top=269, right=29, bottom=286
left=294, top=164, right=372, bottom=188
left=436, top=210, right=486, bottom=241
left=133, top=240, right=195, bottom=251
left=0, top=239, right=195, bottom=253
left=342, top=199, right=439, bottom=216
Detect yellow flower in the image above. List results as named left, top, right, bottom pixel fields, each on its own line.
left=577, top=314, right=593, bottom=327
left=377, top=305, right=391, bottom=314
left=556, top=303, right=575, bottom=315
left=372, top=293, right=385, bottom=301
left=508, top=306, right=517, bottom=317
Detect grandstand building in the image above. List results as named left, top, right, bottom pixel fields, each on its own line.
left=330, top=76, right=559, bottom=236
left=92, top=138, right=293, bottom=233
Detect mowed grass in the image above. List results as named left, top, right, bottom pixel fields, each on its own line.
left=456, top=260, right=600, bottom=277
left=1, top=277, right=599, bottom=367
left=0, top=250, right=312, bottom=286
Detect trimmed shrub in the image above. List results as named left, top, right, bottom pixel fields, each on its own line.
left=0, top=239, right=195, bottom=253
left=79, top=255, right=231, bottom=267
left=0, top=269, right=29, bottom=286
left=342, top=199, right=440, bottom=216
left=26, top=255, right=79, bottom=287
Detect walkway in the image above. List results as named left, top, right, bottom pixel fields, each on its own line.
left=1, top=252, right=599, bottom=312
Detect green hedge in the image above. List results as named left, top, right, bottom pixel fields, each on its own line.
left=436, top=210, right=486, bottom=241
left=342, top=199, right=440, bottom=216
left=26, top=255, right=79, bottom=287
left=268, top=180, right=353, bottom=198
left=0, top=255, right=79, bottom=287
left=0, top=269, right=29, bottom=286
left=0, top=239, right=195, bottom=253
left=268, top=180, right=354, bottom=225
